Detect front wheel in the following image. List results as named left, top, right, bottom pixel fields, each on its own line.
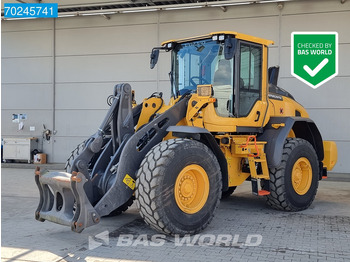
left=135, top=138, right=222, bottom=235
left=267, top=138, right=319, bottom=211
left=66, top=140, right=133, bottom=216
left=221, top=186, right=236, bottom=199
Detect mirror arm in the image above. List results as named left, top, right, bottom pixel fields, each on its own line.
left=150, top=46, right=171, bottom=69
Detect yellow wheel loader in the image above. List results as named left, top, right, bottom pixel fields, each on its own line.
left=35, top=31, right=338, bottom=235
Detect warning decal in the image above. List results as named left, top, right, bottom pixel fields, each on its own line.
left=123, top=174, right=136, bottom=190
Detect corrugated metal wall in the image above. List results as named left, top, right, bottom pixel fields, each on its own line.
left=1, top=0, right=349, bottom=172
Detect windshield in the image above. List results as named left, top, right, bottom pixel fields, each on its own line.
left=171, top=39, right=233, bottom=98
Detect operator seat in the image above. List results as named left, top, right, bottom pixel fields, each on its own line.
left=213, top=60, right=232, bottom=117
left=213, top=60, right=231, bottom=85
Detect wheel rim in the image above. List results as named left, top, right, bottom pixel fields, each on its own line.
left=292, top=157, right=312, bottom=195
left=174, top=164, right=210, bottom=214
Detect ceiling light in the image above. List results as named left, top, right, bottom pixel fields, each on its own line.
left=3, top=17, right=37, bottom=20
left=165, top=5, right=204, bottom=10
left=58, top=14, right=76, bottom=17
left=81, top=11, right=116, bottom=16
left=121, top=8, right=158, bottom=13
left=210, top=2, right=250, bottom=7
left=258, top=0, right=290, bottom=3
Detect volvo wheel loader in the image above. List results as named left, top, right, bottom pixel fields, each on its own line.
left=35, top=31, right=338, bottom=235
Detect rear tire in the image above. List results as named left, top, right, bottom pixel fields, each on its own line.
left=135, top=138, right=222, bottom=235
left=267, top=138, right=319, bottom=211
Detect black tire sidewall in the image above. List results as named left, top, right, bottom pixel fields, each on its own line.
left=221, top=186, right=236, bottom=199
left=284, top=141, right=319, bottom=209
left=157, top=140, right=221, bottom=233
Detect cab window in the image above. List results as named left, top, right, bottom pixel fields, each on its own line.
left=238, top=43, right=262, bottom=117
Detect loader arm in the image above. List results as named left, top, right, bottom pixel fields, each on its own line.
left=35, top=84, right=189, bottom=233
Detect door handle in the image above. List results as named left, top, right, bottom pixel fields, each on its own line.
left=255, top=111, right=261, bottom=122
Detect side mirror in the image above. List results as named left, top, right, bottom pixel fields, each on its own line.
left=150, top=49, right=160, bottom=69
left=268, top=66, right=280, bottom=85
left=224, top=37, right=237, bottom=60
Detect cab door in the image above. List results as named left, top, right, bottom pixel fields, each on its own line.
left=233, top=41, right=269, bottom=129
left=201, top=39, right=270, bottom=132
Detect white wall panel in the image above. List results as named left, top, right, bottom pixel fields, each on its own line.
left=307, top=109, right=350, bottom=141
left=159, top=4, right=279, bottom=23
left=55, top=109, right=109, bottom=137
left=52, top=136, right=90, bottom=163
left=55, top=81, right=157, bottom=110
left=55, top=53, right=156, bottom=83
left=2, top=84, right=53, bottom=110
left=268, top=46, right=279, bottom=68
left=56, top=13, right=158, bottom=29
left=1, top=18, right=53, bottom=32
left=279, top=77, right=350, bottom=109
left=158, top=52, right=172, bottom=81
left=55, top=24, right=158, bottom=56
left=328, top=142, right=350, bottom=174
left=1, top=109, right=53, bottom=139
left=2, top=57, right=53, bottom=84
left=282, top=1, right=350, bottom=15
left=55, top=83, right=114, bottom=110
left=281, top=12, right=350, bottom=46
left=2, top=30, right=53, bottom=58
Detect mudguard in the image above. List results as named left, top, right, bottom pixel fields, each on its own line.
left=167, top=126, right=229, bottom=192
left=258, top=117, right=324, bottom=169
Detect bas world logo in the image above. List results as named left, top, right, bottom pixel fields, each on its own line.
left=117, top=234, right=262, bottom=247
left=291, top=32, right=338, bottom=89
left=88, top=232, right=263, bottom=249
left=88, top=230, right=110, bottom=250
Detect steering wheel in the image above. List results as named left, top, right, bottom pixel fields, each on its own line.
left=190, top=76, right=210, bottom=87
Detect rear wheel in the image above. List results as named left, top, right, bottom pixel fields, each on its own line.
left=135, top=138, right=222, bottom=235
left=267, top=138, right=319, bottom=211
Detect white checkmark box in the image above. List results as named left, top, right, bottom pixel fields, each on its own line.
left=303, top=58, right=329, bottom=77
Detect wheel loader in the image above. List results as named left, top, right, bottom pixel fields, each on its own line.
left=35, top=31, right=338, bottom=235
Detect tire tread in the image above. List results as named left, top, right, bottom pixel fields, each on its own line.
left=136, top=138, right=222, bottom=235
left=267, top=138, right=319, bottom=211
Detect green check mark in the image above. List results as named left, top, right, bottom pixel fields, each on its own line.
left=303, top=58, right=329, bottom=77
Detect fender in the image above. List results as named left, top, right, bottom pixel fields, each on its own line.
left=167, top=126, right=229, bottom=191
left=258, top=117, right=324, bottom=169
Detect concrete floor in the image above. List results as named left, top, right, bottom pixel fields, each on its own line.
left=1, top=167, right=350, bottom=262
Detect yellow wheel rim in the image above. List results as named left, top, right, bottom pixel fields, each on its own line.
left=174, top=164, right=210, bottom=214
left=292, top=157, right=312, bottom=195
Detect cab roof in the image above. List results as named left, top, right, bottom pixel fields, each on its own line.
left=161, top=31, right=274, bottom=47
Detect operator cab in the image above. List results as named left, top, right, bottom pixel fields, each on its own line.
left=151, top=32, right=274, bottom=131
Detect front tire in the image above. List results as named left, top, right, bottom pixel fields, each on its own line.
left=65, top=140, right=133, bottom=216
left=65, top=140, right=87, bottom=173
left=267, top=138, right=319, bottom=211
left=135, top=138, right=222, bottom=235
left=221, top=186, right=236, bottom=199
